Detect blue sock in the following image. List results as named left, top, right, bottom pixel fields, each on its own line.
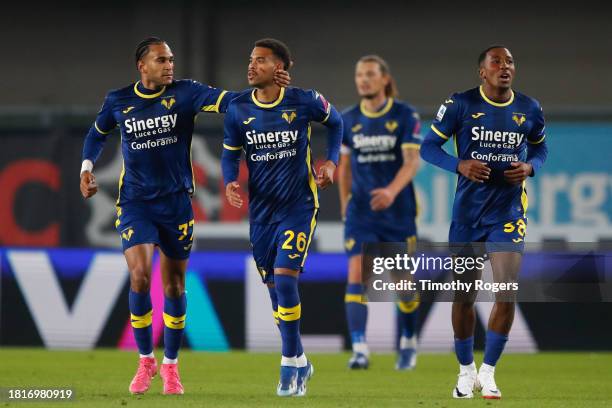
left=268, top=285, right=280, bottom=326
left=345, top=283, right=367, bottom=345
left=483, top=330, right=508, bottom=366
left=454, top=336, right=474, bottom=365
left=396, top=300, right=419, bottom=340
left=129, top=289, right=153, bottom=355
left=163, top=293, right=186, bottom=360
left=267, top=285, right=304, bottom=356
left=274, top=275, right=301, bottom=359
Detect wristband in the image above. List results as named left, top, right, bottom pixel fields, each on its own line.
left=80, top=160, right=93, bottom=176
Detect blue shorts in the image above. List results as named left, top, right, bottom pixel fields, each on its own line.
left=115, top=191, right=194, bottom=260
left=344, top=218, right=417, bottom=257
left=449, top=217, right=527, bottom=253
left=250, top=209, right=318, bottom=284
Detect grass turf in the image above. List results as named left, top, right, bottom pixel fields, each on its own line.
left=0, top=349, right=611, bottom=407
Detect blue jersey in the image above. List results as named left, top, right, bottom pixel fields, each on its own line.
left=223, top=87, right=339, bottom=224
left=341, top=98, right=422, bottom=228
left=84, top=80, right=235, bottom=204
left=429, top=86, right=546, bottom=227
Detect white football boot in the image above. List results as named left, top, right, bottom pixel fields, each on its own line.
left=478, top=363, right=502, bottom=399
left=452, top=362, right=480, bottom=399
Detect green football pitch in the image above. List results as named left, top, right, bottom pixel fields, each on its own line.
left=0, top=349, right=611, bottom=407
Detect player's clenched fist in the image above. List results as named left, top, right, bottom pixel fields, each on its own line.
left=226, top=181, right=244, bottom=208
left=458, top=160, right=491, bottom=183
left=316, top=160, right=336, bottom=190
left=80, top=171, right=98, bottom=198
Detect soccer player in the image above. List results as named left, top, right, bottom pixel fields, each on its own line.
left=420, top=45, right=548, bottom=399
left=221, top=38, right=342, bottom=397
left=338, top=55, right=422, bottom=370
left=79, top=37, right=290, bottom=395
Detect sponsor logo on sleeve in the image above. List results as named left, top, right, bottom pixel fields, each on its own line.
left=436, top=104, right=447, bottom=121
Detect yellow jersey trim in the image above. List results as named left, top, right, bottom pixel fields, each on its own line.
left=521, top=180, right=528, bottom=215
left=431, top=124, right=449, bottom=140
left=202, top=90, right=228, bottom=113
left=115, top=206, right=122, bottom=228
left=406, top=235, right=417, bottom=255
left=94, top=122, right=112, bottom=135
left=223, top=144, right=242, bottom=151
left=300, top=208, right=318, bottom=268
left=401, top=143, right=421, bottom=150
left=251, top=87, right=285, bottom=108
left=479, top=85, right=514, bottom=107
left=360, top=98, right=394, bottom=118
left=133, top=81, right=166, bottom=99
left=278, top=303, right=301, bottom=321
left=528, top=135, right=546, bottom=144
left=130, top=311, right=153, bottom=329
left=321, top=110, right=331, bottom=124
left=189, top=138, right=196, bottom=194
left=115, top=159, right=125, bottom=205
left=305, top=125, right=319, bottom=208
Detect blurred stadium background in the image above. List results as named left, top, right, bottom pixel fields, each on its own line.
left=1, top=0, right=611, bottom=357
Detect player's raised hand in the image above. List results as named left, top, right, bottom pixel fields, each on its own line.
left=273, top=68, right=291, bottom=88
left=504, top=161, right=532, bottom=185
left=370, top=188, right=396, bottom=211
left=226, top=181, right=244, bottom=208
left=458, top=160, right=491, bottom=183
left=80, top=171, right=98, bottom=198
left=316, top=160, right=336, bottom=190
